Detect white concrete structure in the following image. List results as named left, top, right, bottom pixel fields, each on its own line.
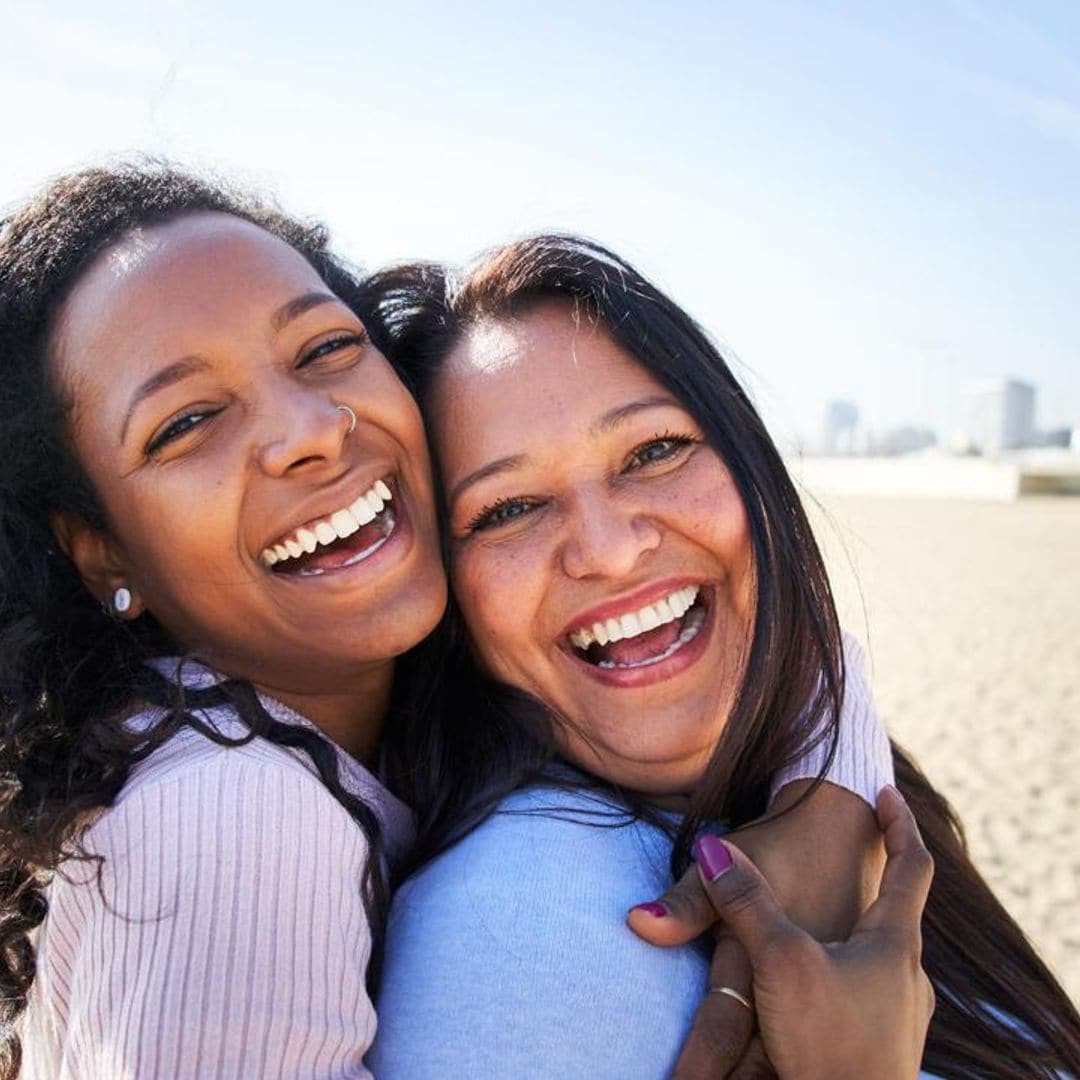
left=966, top=378, right=1036, bottom=456
left=790, top=451, right=1080, bottom=501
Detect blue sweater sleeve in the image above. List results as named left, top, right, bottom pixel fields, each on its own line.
left=368, top=788, right=710, bottom=1080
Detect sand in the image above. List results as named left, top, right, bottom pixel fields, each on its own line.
left=805, top=494, right=1080, bottom=1003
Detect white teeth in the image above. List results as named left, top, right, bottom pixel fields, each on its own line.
left=351, top=496, right=376, bottom=526
left=569, top=586, right=701, bottom=651
left=261, top=478, right=393, bottom=567
left=331, top=509, right=359, bottom=538
left=599, top=604, right=706, bottom=670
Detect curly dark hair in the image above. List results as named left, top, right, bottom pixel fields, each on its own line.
left=0, top=162, right=396, bottom=1076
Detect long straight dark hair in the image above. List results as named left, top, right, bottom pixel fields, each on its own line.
left=371, top=235, right=1080, bottom=1080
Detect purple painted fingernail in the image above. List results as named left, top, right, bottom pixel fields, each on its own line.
left=693, top=835, right=734, bottom=882
left=631, top=902, right=668, bottom=918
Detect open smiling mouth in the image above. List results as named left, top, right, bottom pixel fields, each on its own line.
left=260, top=478, right=398, bottom=577
left=567, top=585, right=711, bottom=671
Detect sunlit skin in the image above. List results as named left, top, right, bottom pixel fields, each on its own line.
left=431, top=301, right=756, bottom=795
left=52, top=213, right=446, bottom=759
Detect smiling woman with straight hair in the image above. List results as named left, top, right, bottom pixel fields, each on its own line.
left=368, top=235, right=1080, bottom=1079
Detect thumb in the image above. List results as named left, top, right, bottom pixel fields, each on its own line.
left=627, top=863, right=720, bottom=947
left=692, top=834, right=808, bottom=969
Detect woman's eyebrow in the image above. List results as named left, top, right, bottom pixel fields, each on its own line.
left=270, top=290, right=339, bottom=332
left=120, top=355, right=212, bottom=445
left=448, top=455, right=527, bottom=506
left=590, top=395, right=678, bottom=436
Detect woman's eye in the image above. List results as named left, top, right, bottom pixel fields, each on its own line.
left=467, top=497, right=543, bottom=533
left=146, top=409, right=219, bottom=456
left=297, top=332, right=367, bottom=368
left=626, top=432, right=697, bottom=471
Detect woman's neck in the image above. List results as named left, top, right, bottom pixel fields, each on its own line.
left=253, top=662, right=394, bottom=765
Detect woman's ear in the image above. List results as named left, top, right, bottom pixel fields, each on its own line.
left=51, top=512, right=145, bottom=619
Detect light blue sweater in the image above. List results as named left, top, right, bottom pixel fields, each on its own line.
left=369, top=785, right=942, bottom=1079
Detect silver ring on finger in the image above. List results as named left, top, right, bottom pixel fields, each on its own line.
left=709, top=986, right=754, bottom=1012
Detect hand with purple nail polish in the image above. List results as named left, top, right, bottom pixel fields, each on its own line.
left=638, top=788, right=936, bottom=1080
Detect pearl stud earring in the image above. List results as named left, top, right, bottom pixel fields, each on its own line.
left=113, top=587, right=132, bottom=615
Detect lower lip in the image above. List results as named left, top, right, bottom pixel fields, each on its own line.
left=268, top=492, right=414, bottom=592
left=565, top=596, right=716, bottom=690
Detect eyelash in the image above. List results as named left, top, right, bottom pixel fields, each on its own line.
left=466, top=431, right=698, bottom=533
left=145, top=334, right=368, bottom=456
left=296, top=331, right=367, bottom=368
left=624, top=430, right=697, bottom=470
left=146, top=408, right=222, bottom=456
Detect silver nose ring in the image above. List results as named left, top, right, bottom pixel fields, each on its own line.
left=337, top=404, right=357, bottom=436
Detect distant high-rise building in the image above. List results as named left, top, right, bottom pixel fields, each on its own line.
left=822, top=400, right=859, bottom=455
left=966, top=378, right=1035, bottom=456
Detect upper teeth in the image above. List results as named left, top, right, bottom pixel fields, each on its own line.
left=261, top=479, right=392, bottom=566
left=569, top=585, right=700, bottom=650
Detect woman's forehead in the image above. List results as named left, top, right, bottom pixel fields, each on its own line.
left=432, top=305, right=676, bottom=467
left=53, top=215, right=324, bottom=384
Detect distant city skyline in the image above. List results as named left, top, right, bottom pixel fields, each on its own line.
left=3, top=1, right=1078, bottom=448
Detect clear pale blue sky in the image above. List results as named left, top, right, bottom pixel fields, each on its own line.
left=3, top=0, right=1078, bottom=448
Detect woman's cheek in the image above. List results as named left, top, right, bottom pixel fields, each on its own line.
left=453, top=539, right=546, bottom=682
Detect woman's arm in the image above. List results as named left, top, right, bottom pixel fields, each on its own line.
left=637, top=632, right=890, bottom=941
left=629, top=632, right=891, bottom=1073
left=681, top=788, right=936, bottom=1080
left=29, top=753, right=378, bottom=1079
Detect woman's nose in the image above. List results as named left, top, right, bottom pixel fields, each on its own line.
left=560, top=495, right=662, bottom=580
left=255, top=391, right=352, bottom=477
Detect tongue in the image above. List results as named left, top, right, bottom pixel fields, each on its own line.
left=593, top=618, right=682, bottom=666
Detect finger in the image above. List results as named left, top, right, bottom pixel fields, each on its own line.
left=727, top=1037, right=777, bottom=1080
left=691, top=834, right=807, bottom=968
left=672, top=936, right=756, bottom=1080
left=627, top=863, right=720, bottom=947
left=855, top=786, right=934, bottom=939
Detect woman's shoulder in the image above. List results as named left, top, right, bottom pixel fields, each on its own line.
left=386, top=782, right=682, bottom=972
left=395, top=783, right=673, bottom=913
left=118, top=701, right=338, bottom=807
left=61, top=705, right=373, bottom=905
left=373, top=783, right=707, bottom=1078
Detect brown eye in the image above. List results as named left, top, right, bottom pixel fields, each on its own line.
left=297, top=332, right=367, bottom=368
left=468, top=496, right=545, bottom=533
left=146, top=409, right=221, bottom=455
left=626, top=433, right=696, bottom=471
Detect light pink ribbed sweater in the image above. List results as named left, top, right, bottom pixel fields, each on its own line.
left=19, top=634, right=889, bottom=1078
left=20, top=662, right=414, bottom=1080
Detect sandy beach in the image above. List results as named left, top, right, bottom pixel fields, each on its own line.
left=806, top=494, right=1080, bottom=1003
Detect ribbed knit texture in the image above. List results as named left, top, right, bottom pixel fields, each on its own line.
left=770, top=632, right=894, bottom=805
left=20, top=663, right=413, bottom=1080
